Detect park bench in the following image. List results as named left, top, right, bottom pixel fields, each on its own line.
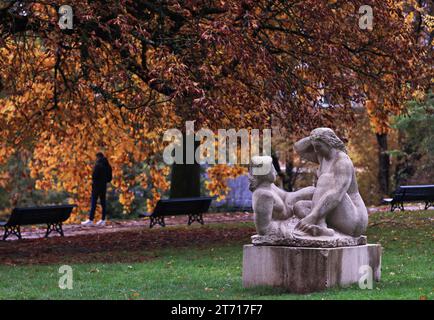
left=383, top=185, right=434, bottom=212
left=139, top=197, right=213, bottom=228
left=0, top=204, right=76, bottom=240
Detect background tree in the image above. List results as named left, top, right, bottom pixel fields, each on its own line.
left=364, top=0, right=433, bottom=197
left=393, top=91, right=434, bottom=187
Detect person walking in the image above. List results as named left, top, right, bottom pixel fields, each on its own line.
left=81, top=152, right=112, bottom=226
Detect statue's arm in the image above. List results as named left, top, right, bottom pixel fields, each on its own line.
left=294, top=137, right=319, bottom=164
left=309, top=159, right=352, bottom=219
left=254, top=192, right=274, bottom=235
left=286, top=186, right=315, bottom=204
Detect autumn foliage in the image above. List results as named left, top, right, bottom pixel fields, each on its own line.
left=0, top=1, right=431, bottom=217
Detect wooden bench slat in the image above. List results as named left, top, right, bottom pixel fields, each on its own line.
left=139, top=197, right=213, bottom=228
left=387, top=185, right=434, bottom=212
left=1, top=204, right=76, bottom=241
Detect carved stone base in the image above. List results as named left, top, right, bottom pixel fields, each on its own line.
left=242, top=244, right=382, bottom=293
left=251, top=233, right=367, bottom=248
left=251, top=217, right=368, bottom=248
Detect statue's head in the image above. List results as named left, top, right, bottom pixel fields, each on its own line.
left=248, top=156, right=276, bottom=191
left=309, top=128, right=347, bottom=156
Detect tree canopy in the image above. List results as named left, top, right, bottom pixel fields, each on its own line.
left=0, top=0, right=431, bottom=216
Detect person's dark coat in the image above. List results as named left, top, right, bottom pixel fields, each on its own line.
left=92, top=157, right=112, bottom=192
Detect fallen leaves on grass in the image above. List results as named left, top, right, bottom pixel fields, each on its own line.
left=0, top=225, right=255, bottom=265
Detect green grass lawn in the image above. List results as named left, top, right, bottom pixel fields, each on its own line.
left=0, top=211, right=432, bottom=300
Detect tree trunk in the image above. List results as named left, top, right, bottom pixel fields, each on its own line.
left=376, top=133, right=390, bottom=196
left=169, top=133, right=201, bottom=198
left=393, top=129, right=406, bottom=189
left=284, top=160, right=294, bottom=192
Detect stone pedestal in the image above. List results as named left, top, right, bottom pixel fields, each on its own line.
left=242, top=244, right=381, bottom=294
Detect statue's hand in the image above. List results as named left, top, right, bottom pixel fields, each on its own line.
left=295, top=215, right=316, bottom=232
left=295, top=215, right=334, bottom=237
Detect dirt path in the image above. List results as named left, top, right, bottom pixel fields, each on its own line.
left=0, top=223, right=255, bottom=266
left=3, top=211, right=253, bottom=241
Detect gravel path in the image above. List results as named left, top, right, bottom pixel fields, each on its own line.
left=3, top=211, right=253, bottom=241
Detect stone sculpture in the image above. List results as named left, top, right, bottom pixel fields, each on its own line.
left=244, top=128, right=381, bottom=293
left=249, top=128, right=368, bottom=247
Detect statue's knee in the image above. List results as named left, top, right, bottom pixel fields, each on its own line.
left=295, top=200, right=310, bottom=210
left=305, top=186, right=316, bottom=194
left=294, top=201, right=309, bottom=218
left=294, top=202, right=303, bottom=211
